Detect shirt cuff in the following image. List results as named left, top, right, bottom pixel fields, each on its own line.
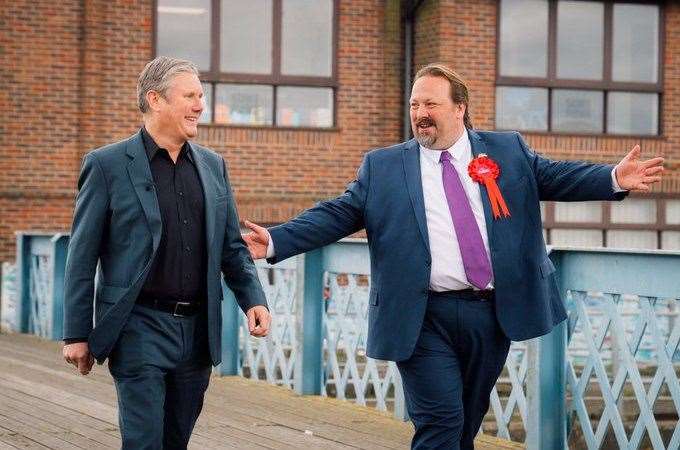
left=611, top=167, right=627, bottom=193
left=266, top=230, right=275, bottom=259
left=64, top=338, right=88, bottom=345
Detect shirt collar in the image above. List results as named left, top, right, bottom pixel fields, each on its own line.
left=419, top=129, right=471, bottom=165
left=140, top=126, right=194, bottom=164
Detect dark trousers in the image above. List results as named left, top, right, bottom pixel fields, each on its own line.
left=108, top=304, right=212, bottom=450
left=397, top=291, right=510, bottom=450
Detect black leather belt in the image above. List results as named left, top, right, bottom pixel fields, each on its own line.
left=429, top=289, right=495, bottom=302
left=136, top=296, right=204, bottom=317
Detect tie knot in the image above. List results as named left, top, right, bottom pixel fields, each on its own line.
left=439, top=151, right=452, bottom=163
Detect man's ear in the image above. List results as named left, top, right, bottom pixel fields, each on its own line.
left=146, top=90, right=162, bottom=113
left=456, top=102, right=465, bottom=120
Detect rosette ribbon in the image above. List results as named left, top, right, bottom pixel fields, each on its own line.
left=468, top=154, right=510, bottom=219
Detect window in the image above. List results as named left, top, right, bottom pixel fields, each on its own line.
left=542, top=197, right=680, bottom=250
left=496, top=0, right=662, bottom=136
left=156, top=0, right=336, bottom=128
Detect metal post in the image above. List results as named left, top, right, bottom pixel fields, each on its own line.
left=219, top=281, right=241, bottom=375
left=49, top=234, right=68, bottom=341
left=525, top=338, right=540, bottom=449
left=536, top=250, right=568, bottom=449
left=295, top=249, right=324, bottom=395
left=538, top=321, right=567, bottom=449
left=16, top=233, right=30, bottom=333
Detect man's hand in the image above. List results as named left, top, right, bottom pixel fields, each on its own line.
left=242, top=220, right=270, bottom=260
left=246, top=305, right=271, bottom=338
left=615, top=145, right=664, bottom=192
left=63, top=342, right=94, bottom=375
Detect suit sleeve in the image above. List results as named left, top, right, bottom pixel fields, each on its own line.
left=219, top=158, right=268, bottom=314
left=63, top=153, right=109, bottom=340
left=267, top=154, right=369, bottom=264
left=516, top=132, right=628, bottom=203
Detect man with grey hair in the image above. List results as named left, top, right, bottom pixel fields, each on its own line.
left=62, top=56, right=271, bottom=449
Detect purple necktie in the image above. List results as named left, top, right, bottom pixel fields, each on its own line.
left=439, top=151, right=492, bottom=289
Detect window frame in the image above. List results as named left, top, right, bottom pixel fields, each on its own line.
left=153, top=0, right=339, bottom=129
left=495, top=0, right=665, bottom=137
left=542, top=194, right=680, bottom=250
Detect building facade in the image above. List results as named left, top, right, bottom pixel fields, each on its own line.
left=1, top=0, right=679, bottom=263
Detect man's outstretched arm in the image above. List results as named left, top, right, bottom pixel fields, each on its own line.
left=243, top=154, right=371, bottom=262
left=517, top=133, right=664, bottom=201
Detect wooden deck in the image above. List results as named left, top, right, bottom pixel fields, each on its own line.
left=0, top=333, right=523, bottom=449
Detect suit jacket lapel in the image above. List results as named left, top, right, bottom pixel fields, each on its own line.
left=189, top=143, right=216, bottom=248
left=468, top=130, right=494, bottom=240
left=126, top=131, right=162, bottom=253
left=402, top=139, right=430, bottom=253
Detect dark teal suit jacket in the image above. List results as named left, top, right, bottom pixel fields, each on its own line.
left=268, top=130, right=627, bottom=362
left=63, top=130, right=267, bottom=364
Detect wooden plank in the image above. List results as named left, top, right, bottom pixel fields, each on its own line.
left=0, top=390, right=120, bottom=448
left=0, top=440, right=20, bottom=450
left=0, top=404, right=107, bottom=450
left=0, top=423, right=50, bottom=449
left=0, top=333, right=525, bottom=449
left=0, top=415, right=81, bottom=450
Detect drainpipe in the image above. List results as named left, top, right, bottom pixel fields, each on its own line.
left=403, top=0, right=425, bottom=141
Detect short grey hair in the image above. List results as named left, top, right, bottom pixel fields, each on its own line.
left=136, top=56, right=200, bottom=113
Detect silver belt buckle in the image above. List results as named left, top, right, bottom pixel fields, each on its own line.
left=173, top=301, right=191, bottom=317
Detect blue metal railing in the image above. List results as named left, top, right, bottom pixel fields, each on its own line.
left=12, top=233, right=680, bottom=449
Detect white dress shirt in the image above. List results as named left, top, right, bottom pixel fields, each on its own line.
left=420, top=130, right=493, bottom=291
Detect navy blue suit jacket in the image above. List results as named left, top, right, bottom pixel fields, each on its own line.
left=268, top=130, right=626, bottom=362
left=63, top=131, right=267, bottom=364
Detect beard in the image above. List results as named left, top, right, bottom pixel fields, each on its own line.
left=413, top=117, right=438, bottom=148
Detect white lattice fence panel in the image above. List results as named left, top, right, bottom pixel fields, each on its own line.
left=240, top=266, right=298, bottom=387
left=565, top=290, right=680, bottom=449
left=322, top=272, right=400, bottom=411
left=488, top=341, right=529, bottom=440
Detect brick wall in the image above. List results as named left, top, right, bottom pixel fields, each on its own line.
left=418, top=0, right=679, bottom=193
left=0, top=0, right=403, bottom=262
left=1, top=0, right=678, bottom=262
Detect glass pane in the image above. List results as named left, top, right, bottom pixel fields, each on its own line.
left=554, top=202, right=602, bottom=223
left=607, top=230, right=657, bottom=250
left=156, top=0, right=211, bottom=70
left=499, top=0, right=548, bottom=77
left=281, top=0, right=333, bottom=76
left=552, top=89, right=603, bottom=133
left=495, top=87, right=548, bottom=131
left=666, top=200, right=680, bottom=225
left=610, top=198, right=656, bottom=224
left=556, top=1, right=603, bottom=80
left=221, top=0, right=272, bottom=74
left=199, top=83, right=212, bottom=124
left=613, top=4, right=659, bottom=83
left=214, top=84, right=273, bottom=126
left=550, top=229, right=603, bottom=247
left=607, top=92, right=658, bottom=136
left=276, top=87, right=333, bottom=127
left=661, top=232, right=680, bottom=251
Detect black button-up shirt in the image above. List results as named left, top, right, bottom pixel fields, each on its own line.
left=139, top=127, right=207, bottom=304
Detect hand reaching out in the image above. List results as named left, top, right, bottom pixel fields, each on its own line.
left=615, top=145, right=664, bottom=192
left=242, top=220, right=270, bottom=260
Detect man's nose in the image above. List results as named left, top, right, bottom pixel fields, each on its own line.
left=413, top=106, right=429, bottom=120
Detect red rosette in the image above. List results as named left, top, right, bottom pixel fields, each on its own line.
left=468, top=155, right=500, bottom=183
left=468, top=154, right=510, bottom=219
